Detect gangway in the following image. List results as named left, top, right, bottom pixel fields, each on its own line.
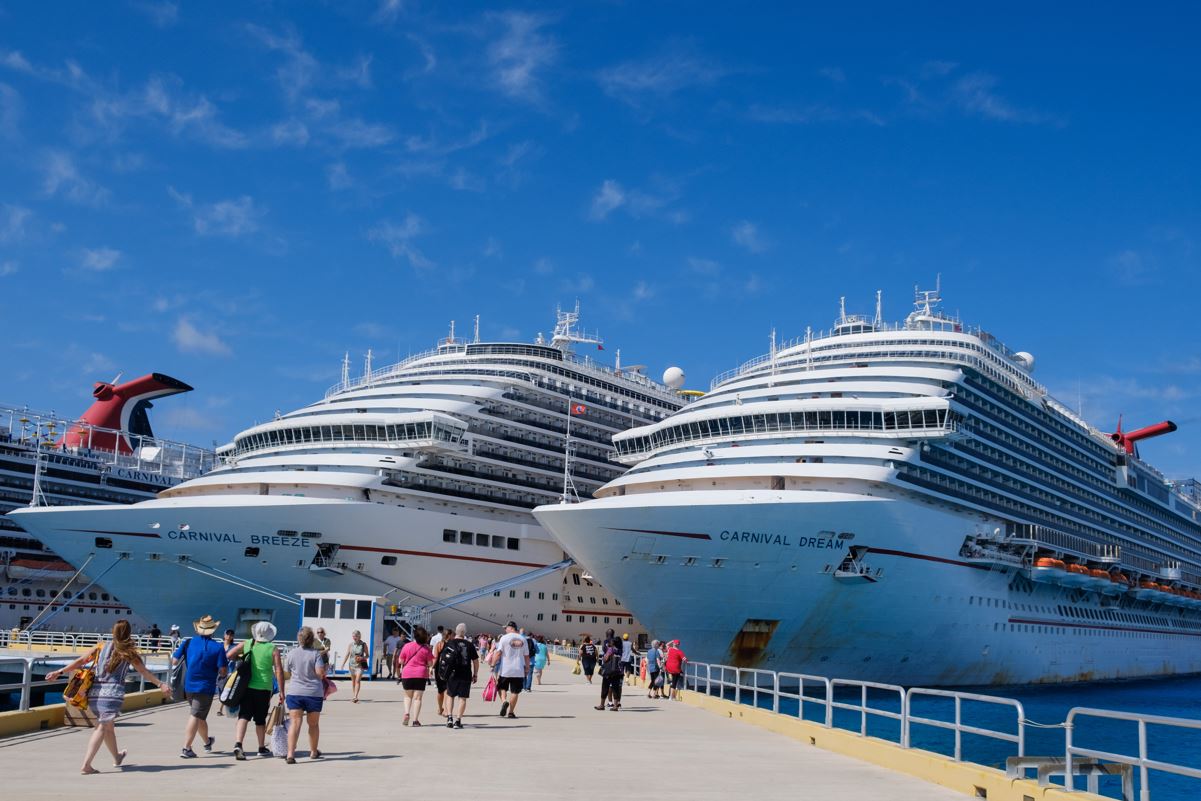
left=415, top=558, right=575, bottom=615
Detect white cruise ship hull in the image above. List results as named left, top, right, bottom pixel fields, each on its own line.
left=535, top=491, right=1201, bottom=686
left=10, top=497, right=635, bottom=642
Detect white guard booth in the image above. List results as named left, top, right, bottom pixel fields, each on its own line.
left=298, top=592, right=387, bottom=678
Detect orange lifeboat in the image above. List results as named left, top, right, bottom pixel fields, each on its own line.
left=1085, top=567, right=1114, bottom=592
left=1061, top=562, right=1092, bottom=588
left=1134, top=579, right=1168, bottom=602
left=1030, top=557, right=1067, bottom=584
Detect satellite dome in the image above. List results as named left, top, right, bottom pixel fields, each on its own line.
left=662, top=366, right=686, bottom=389
left=1013, top=352, right=1035, bottom=372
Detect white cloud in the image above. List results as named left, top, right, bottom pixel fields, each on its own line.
left=326, top=117, right=395, bottom=148
left=193, top=196, right=262, bottom=237
left=589, top=180, right=626, bottom=220
left=0, top=203, right=31, bottom=242
left=80, top=247, right=121, bottom=271
left=951, top=73, right=1048, bottom=124
left=374, top=0, right=405, bottom=24
left=486, top=12, right=558, bottom=102
left=0, top=49, right=34, bottom=74
left=818, top=66, right=846, bottom=83
left=42, top=151, right=109, bottom=206
left=368, top=214, right=432, bottom=269
left=748, top=103, right=885, bottom=127
left=337, top=55, right=373, bottom=88
left=632, top=280, right=654, bottom=301
left=172, top=317, right=231, bottom=356
left=598, top=44, right=727, bottom=106
left=532, top=257, right=553, bottom=275
left=81, top=351, right=116, bottom=375
left=731, top=220, right=767, bottom=253
left=687, top=257, right=720, bottom=275
left=140, top=76, right=248, bottom=148
left=158, top=405, right=222, bottom=431
left=246, top=24, right=317, bottom=100
left=271, top=119, right=310, bottom=146
left=0, top=82, right=20, bottom=138
left=327, top=162, right=352, bottom=190
left=0, top=260, right=17, bottom=276
left=1110, top=249, right=1155, bottom=285
left=133, top=1, right=179, bottom=28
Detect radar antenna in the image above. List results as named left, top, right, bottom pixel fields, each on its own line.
left=550, top=301, right=603, bottom=352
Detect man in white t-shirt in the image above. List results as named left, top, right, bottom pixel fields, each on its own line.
left=492, top=621, right=528, bottom=719
left=382, top=628, right=402, bottom=679
left=430, top=625, right=445, bottom=649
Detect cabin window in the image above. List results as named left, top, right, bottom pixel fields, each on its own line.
left=95, top=537, right=113, bottom=549
left=507, top=538, right=519, bottom=550
left=381, top=556, right=397, bottom=566
left=443, top=529, right=457, bottom=543
left=460, top=531, right=474, bottom=545
left=244, top=547, right=260, bottom=558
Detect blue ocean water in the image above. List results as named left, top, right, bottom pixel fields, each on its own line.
left=700, top=675, right=1201, bottom=801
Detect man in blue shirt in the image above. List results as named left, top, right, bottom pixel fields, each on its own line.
left=173, top=614, right=229, bottom=758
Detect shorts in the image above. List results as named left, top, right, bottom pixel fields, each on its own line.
left=623, top=661, right=635, bottom=675
left=238, top=688, right=273, bottom=725
left=401, top=677, right=427, bottom=692
left=286, top=694, right=324, bottom=714
left=581, top=659, right=596, bottom=677
left=497, top=676, right=524, bottom=695
left=649, top=671, right=662, bottom=688
left=669, top=672, right=684, bottom=690
left=186, top=692, right=214, bottom=719
left=435, top=676, right=447, bottom=694
left=446, top=677, right=471, bottom=699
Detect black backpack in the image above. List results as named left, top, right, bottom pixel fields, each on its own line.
left=600, top=646, right=621, bottom=676
left=435, top=640, right=468, bottom=682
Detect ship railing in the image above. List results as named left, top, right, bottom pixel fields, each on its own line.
left=0, top=655, right=171, bottom=712
left=830, top=677, right=906, bottom=738
left=1065, top=707, right=1201, bottom=798
left=905, top=687, right=1025, bottom=759
left=3, top=629, right=299, bottom=655
left=1006, top=525, right=1122, bottom=563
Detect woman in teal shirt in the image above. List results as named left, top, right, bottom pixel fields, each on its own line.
left=532, top=635, right=548, bottom=685
left=226, top=621, right=284, bottom=760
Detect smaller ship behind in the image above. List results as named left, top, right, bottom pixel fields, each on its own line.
left=1, top=373, right=215, bottom=632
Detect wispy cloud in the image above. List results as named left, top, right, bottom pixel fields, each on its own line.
left=589, top=180, right=626, bottom=220
left=748, top=103, right=884, bottom=127
left=731, top=220, right=767, bottom=253
left=632, top=280, right=654, bottom=301
left=246, top=24, right=317, bottom=101
left=171, top=190, right=263, bottom=237
left=374, top=0, right=405, bottom=24
left=950, top=73, right=1051, bottom=124
left=271, top=119, right=310, bottom=147
left=139, top=76, right=249, bottom=148
left=327, top=162, right=352, bottom=190
left=888, top=62, right=1058, bottom=126
left=597, top=43, right=727, bottom=107
left=368, top=214, right=432, bottom=269
left=485, top=11, right=558, bottom=103
left=132, top=1, right=179, bottom=28
left=1109, top=249, right=1156, bottom=286
left=818, top=66, right=846, bottom=84
left=42, top=151, right=109, bottom=205
left=587, top=177, right=686, bottom=223
left=172, top=317, right=231, bottom=356
left=0, top=203, right=31, bottom=242
left=0, top=81, right=20, bottom=138
left=80, top=247, right=121, bottom=271
left=0, top=260, right=17, bottom=276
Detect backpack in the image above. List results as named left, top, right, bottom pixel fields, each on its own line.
left=220, top=641, right=254, bottom=708
left=435, top=639, right=470, bottom=682
left=600, top=646, right=621, bottom=676
left=168, top=637, right=190, bottom=700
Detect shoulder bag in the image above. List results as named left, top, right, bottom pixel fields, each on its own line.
left=62, top=646, right=100, bottom=709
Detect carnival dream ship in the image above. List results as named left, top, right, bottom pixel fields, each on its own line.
left=535, top=287, right=1201, bottom=686
left=1, top=374, right=216, bottom=631
left=9, top=307, right=686, bottom=639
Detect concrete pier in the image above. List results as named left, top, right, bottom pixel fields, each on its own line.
left=0, top=659, right=969, bottom=801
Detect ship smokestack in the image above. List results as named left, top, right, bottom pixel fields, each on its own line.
left=61, top=373, right=193, bottom=454
left=1111, top=420, right=1178, bottom=455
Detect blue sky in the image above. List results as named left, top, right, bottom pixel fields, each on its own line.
left=1, top=2, right=1199, bottom=479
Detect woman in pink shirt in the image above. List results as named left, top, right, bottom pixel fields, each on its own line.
left=397, top=626, right=434, bottom=727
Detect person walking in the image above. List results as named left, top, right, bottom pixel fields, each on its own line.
left=621, top=633, right=638, bottom=685
left=532, top=636, right=548, bottom=685
left=645, top=640, right=664, bottom=699
left=173, top=614, right=229, bottom=758
left=665, top=640, right=688, bottom=700
left=579, top=635, right=598, bottom=683
left=382, top=627, right=401, bottom=680
left=47, top=619, right=172, bottom=774
left=168, top=624, right=182, bottom=651
left=595, top=636, right=623, bottom=711
left=492, top=621, right=528, bottom=719
left=341, top=630, right=369, bottom=703
left=216, top=628, right=236, bottom=716
left=315, top=627, right=331, bottom=656
left=441, top=622, right=479, bottom=729
left=398, top=626, right=433, bottom=726
left=282, top=626, right=328, bottom=763
left=227, top=621, right=284, bottom=760
left=520, top=627, right=537, bottom=691
left=431, top=630, right=449, bottom=717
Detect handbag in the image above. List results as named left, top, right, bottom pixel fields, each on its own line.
left=269, top=716, right=290, bottom=757
left=322, top=677, right=338, bottom=699
left=572, top=661, right=582, bottom=676
left=221, top=642, right=254, bottom=708
left=482, top=674, right=497, bottom=703
left=63, top=648, right=99, bottom=709
left=266, top=701, right=284, bottom=730
left=486, top=649, right=500, bottom=667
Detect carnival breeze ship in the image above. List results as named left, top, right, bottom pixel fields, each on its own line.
left=535, top=288, right=1201, bottom=686
left=10, top=307, right=685, bottom=639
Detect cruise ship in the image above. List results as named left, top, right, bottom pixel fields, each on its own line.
left=535, top=287, right=1201, bottom=685
left=2, top=374, right=216, bottom=631
left=9, top=307, right=686, bottom=640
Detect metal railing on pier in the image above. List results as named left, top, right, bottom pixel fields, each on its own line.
left=0, top=655, right=170, bottom=713
left=1065, top=708, right=1201, bottom=800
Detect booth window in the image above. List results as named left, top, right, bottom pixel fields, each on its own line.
left=356, top=600, right=372, bottom=619
left=340, top=600, right=355, bottom=619
left=320, top=598, right=336, bottom=618
left=303, top=598, right=320, bottom=617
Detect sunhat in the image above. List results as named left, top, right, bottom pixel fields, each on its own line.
left=193, top=615, right=221, bottom=635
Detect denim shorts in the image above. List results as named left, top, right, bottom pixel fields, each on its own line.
left=285, top=694, right=324, bottom=713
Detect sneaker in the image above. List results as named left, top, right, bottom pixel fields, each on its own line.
left=203, top=736, right=215, bottom=753
left=446, top=718, right=455, bottom=729
left=453, top=719, right=463, bottom=729
left=285, top=757, right=296, bottom=765
left=507, top=713, right=517, bottom=719
left=180, top=747, right=197, bottom=759
left=233, top=744, right=245, bottom=761
left=499, top=701, right=509, bottom=717
left=258, top=747, right=272, bottom=758
left=311, top=750, right=323, bottom=760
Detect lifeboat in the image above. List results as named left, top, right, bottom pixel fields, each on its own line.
left=1084, top=568, right=1114, bottom=593
left=1134, top=579, right=1171, bottom=603
left=1029, top=557, right=1067, bottom=584
left=1106, top=572, right=1132, bottom=597
left=1060, top=563, right=1092, bottom=588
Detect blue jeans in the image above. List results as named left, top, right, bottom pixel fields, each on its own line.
left=523, top=666, right=533, bottom=691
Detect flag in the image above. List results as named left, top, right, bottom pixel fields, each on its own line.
left=570, top=403, right=587, bottom=416
left=597, top=344, right=604, bottom=350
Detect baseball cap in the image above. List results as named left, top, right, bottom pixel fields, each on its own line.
left=506, top=620, right=518, bottom=629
